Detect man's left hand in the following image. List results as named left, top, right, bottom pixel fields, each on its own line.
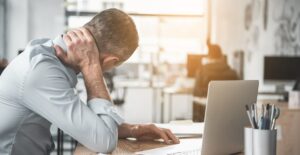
left=131, top=124, right=180, bottom=144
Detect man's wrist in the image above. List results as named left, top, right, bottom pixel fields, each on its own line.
left=81, top=63, right=109, bottom=100
left=81, top=63, right=102, bottom=76
left=130, top=124, right=140, bottom=138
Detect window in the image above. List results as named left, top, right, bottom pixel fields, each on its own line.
left=65, top=0, right=207, bottom=64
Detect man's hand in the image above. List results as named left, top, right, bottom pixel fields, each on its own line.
left=54, top=27, right=111, bottom=101
left=54, top=27, right=100, bottom=72
left=118, top=123, right=180, bottom=144
left=133, top=124, right=180, bottom=144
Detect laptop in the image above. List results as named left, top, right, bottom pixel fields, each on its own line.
left=136, top=80, right=259, bottom=155
left=201, top=80, right=258, bottom=154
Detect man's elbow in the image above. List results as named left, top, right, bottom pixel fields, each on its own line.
left=99, top=134, right=118, bottom=154
left=89, top=129, right=118, bottom=153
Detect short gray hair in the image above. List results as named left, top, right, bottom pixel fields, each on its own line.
left=84, top=8, right=139, bottom=61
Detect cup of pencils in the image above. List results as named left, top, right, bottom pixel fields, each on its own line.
left=244, top=103, right=280, bottom=155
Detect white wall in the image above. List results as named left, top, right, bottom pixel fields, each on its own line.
left=6, top=0, right=64, bottom=61
left=211, top=0, right=300, bottom=91
left=0, top=0, right=5, bottom=58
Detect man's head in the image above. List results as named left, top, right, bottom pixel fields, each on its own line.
left=84, top=8, right=139, bottom=71
left=206, top=38, right=223, bottom=59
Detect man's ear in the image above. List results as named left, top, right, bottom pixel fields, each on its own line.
left=101, top=55, right=120, bottom=71
left=103, top=56, right=119, bottom=66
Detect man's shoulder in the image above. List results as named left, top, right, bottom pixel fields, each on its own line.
left=23, top=38, right=62, bottom=67
left=26, top=38, right=55, bottom=56
left=28, top=38, right=52, bottom=46
left=23, top=38, right=77, bottom=85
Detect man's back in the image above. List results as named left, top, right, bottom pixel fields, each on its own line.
left=0, top=38, right=75, bottom=154
left=0, top=35, right=124, bottom=155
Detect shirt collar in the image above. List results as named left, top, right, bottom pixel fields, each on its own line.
left=53, top=35, right=68, bottom=53
left=52, top=35, right=78, bottom=85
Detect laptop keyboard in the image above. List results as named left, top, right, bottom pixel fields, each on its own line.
left=167, top=148, right=201, bottom=155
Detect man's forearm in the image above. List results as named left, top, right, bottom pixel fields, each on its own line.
left=81, top=64, right=111, bottom=101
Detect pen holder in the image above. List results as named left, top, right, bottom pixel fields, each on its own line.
left=244, top=127, right=277, bottom=155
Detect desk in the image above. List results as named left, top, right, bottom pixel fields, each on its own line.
left=74, top=138, right=203, bottom=155
left=114, top=79, right=194, bottom=123
left=75, top=99, right=300, bottom=155
left=257, top=100, right=300, bottom=155
left=192, top=97, right=206, bottom=122
left=75, top=123, right=203, bottom=155
left=193, top=98, right=300, bottom=155
left=162, top=87, right=193, bottom=122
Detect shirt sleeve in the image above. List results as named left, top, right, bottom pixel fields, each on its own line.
left=87, top=98, right=124, bottom=127
left=22, top=56, right=123, bottom=153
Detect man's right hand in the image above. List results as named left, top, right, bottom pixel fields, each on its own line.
left=54, top=27, right=111, bottom=101
left=54, top=27, right=101, bottom=72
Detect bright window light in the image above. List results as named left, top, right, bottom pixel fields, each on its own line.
left=66, top=0, right=207, bottom=64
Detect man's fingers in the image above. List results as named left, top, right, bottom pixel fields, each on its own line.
left=79, top=27, right=94, bottom=42
left=164, top=129, right=180, bottom=144
left=72, top=29, right=84, bottom=40
left=54, top=45, right=63, bottom=55
left=67, top=31, right=79, bottom=42
left=157, top=131, right=170, bottom=144
left=150, top=125, right=170, bottom=144
left=63, top=34, right=72, bottom=46
left=54, top=45, right=68, bottom=64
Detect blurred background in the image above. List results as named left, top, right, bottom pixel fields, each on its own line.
left=0, top=0, right=300, bottom=154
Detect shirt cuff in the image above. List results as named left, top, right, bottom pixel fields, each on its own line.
left=87, top=98, right=124, bottom=125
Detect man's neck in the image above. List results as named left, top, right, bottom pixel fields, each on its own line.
left=53, top=35, right=80, bottom=74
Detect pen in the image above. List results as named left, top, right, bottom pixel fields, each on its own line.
left=245, top=105, right=255, bottom=128
left=251, top=104, right=258, bottom=129
left=254, top=104, right=258, bottom=126
left=266, top=104, right=270, bottom=129
left=261, top=105, right=265, bottom=129
left=260, top=116, right=264, bottom=129
left=270, top=104, right=275, bottom=129
left=271, top=107, right=280, bottom=130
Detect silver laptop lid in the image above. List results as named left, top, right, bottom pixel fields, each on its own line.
left=201, top=80, right=259, bottom=155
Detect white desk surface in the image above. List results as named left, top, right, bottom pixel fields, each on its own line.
left=75, top=123, right=203, bottom=155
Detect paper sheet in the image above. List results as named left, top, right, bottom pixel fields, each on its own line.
left=155, top=122, right=204, bottom=138
left=135, top=138, right=202, bottom=155
left=98, top=123, right=204, bottom=155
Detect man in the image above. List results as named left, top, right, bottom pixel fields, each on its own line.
left=194, top=39, right=238, bottom=97
left=0, top=8, right=179, bottom=155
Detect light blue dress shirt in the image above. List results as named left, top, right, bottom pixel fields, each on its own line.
left=0, top=36, right=124, bottom=155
